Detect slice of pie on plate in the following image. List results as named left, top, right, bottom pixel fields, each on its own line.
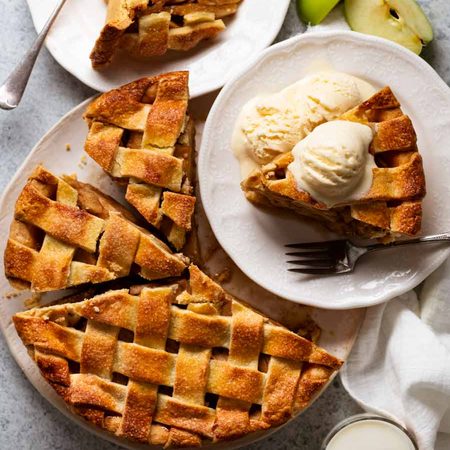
left=13, top=265, right=343, bottom=447
left=242, top=87, right=426, bottom=241
left=4, top=166, right=188, bottom=292
left=90, top=0, right=242, bottom=68
left=84, top=71, right=196, bottom=251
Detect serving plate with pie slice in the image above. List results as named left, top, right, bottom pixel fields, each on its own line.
left=0, top=90, right=364, bottom=449
left=199, top=30, right=450, bottom=309
left=26, top=0, right=290, bottom=96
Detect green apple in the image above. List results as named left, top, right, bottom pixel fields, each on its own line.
left=297, top=0, right=341, bottom=25
left=345, top=0, right=433, bottom=54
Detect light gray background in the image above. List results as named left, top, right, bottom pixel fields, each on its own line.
left=0, top=1, right=448, bottom=449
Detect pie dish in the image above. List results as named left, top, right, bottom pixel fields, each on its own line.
left=84, top=71, right=196, bottom=251
left=90, top=0, right=242, bottom=68
left=4, top=166, right=187, bottom=292
left=0, top=68, right=367, bottom=446
left=13, top=264, right=343, bottom=447
left=241, top=87, right=426, bottom=241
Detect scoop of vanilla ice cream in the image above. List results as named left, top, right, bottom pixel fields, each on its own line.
left=285, top=72, right=367, bottom=128
left=231, top=71, right=376, bottom=177
left=288, top=120, right=376, bottom=207
left=233, top=94, right=301, bottom=164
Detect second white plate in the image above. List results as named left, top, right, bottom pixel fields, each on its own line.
left=199, top=31, right=450, bottom=309
left=26, top=0, right=290, bottom=96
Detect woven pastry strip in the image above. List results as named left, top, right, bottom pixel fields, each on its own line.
left=242, top=87, right=426, bottom=240
left=84, top=72, right=196, bottom=251
left=14, top=265, right=342, bottom=447
left=90, top=0, right=242, bottom=67
left=4, top=166, right=188, bottom=292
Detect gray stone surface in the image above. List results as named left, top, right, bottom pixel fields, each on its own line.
left=0, top=0, right=449, bottom=449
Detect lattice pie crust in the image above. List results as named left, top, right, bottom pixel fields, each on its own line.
left=14, top=265, right=343, bottom=447
left=84, top=71, right=196, bottom=251
left=90, top=0, right=242, bottom=68
left=4, top=166, right=188, bottom=292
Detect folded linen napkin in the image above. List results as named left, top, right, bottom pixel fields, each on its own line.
left=341, top=258, right=450, bottom=450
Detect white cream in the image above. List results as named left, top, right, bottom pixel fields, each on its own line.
left=326, top=420, right=416, bottom=450
left=288, top=120, right=375, bottom=206
left=231, top=71, right=376, bottom=178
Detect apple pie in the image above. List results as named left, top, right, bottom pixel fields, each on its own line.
left=13, top=264, right=343, bottom=447
left=84, top=71, right=196, bottom=251
left=90, top=0, right=242, bottom=68
left=242, top=87, right=426, bottom=240
left=4, top=166, right=188, bottom=292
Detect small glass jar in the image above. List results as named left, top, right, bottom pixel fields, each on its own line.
left=321, top=413, right=418, bottom=450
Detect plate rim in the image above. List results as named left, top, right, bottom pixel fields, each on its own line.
left=198, top=29, right=450, bottom=309
left=25, top=0, right=291, bottom=96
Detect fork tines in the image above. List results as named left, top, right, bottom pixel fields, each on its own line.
left=285, top=240, right=348, bottom=275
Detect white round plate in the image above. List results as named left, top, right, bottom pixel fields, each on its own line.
left=0, top=96, right=364, bottom=449
left=199, top=30, right=450, bottom=310
left=26, top=0, right=290, bottom=96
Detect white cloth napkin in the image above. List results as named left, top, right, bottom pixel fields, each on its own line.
left=340, top=258, right=450, bottom=450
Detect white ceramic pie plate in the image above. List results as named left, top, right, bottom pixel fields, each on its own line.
left=199, top=30, right=450, bottom=310
left=26, top=0, right=290, bottom=96
left=0, top=97, right=364, bottom=449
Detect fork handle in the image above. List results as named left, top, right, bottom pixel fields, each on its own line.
left=0, top=0, right=67, bottom=110
left=366, top=233, right=450, bottom=253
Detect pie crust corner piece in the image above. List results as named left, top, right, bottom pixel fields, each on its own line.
left=90, top=0, right=242, bottom=68
left=241, top=87, right=427, bottom=241
left=83, top=71, right=196, bottom=252
left=13, top=264, right=343, bottom=447
left=4, top=165, right=188, bottom=293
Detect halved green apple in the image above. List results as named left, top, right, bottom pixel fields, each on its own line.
left=297, top=0, right=341, bottom=25
left=345, top=0, right=433, bottom=54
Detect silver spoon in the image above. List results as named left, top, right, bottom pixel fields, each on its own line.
left=0, top=0, right=68, bottom=110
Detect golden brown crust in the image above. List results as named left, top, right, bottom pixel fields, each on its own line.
left=14, top=265, right=342, bottom=447
left=4, top=166, right=187, bottom=292
left=293, top=364, right=335, bottom=412
left=90, top=0, right=148, bottom=67
left=242, top=87, right=426, bottom=240
left=84, top=72, right=195, bottom=250
left=161, top=192, right=196, bottom=231
left=83, top=122, right=123, bottom=173
left=14, top=181, right=104, bottom=253
left=90, top=0, right=241, bottom=68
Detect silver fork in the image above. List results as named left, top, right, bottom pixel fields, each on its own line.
left=286, top=233, right=450, bottom=275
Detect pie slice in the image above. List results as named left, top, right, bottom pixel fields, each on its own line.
left=242, top=87, right=426, bottom=241
left=4, top=166, right=188, bottom=292
left=90, top=0, right=242, bottom=68
left=84, top=71, right=196, bottom=251
left=13, top=264, right=343, bottom=447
